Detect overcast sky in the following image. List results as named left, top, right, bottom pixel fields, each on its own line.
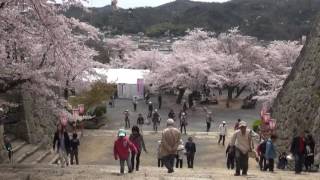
left=82, top=0, right=229, bottom=8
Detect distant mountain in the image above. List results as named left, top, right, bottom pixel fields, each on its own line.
left=64, top=0, right=320, bottom=40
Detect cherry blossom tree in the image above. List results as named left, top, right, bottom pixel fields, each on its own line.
left=0, top=0, right=105, bottom=116
left=143, top=28, right=302, bottom=105
left=255, top=40, right=303, bottom=101
left=105, top=35, right=138, bottom=68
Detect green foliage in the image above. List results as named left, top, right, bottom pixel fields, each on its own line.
left=146, top=22, right=187, bottom=37
left=86, top=104, right=107, bottom=117
left=252, top=119, right=262, bottom=133
left=64, top=0, right=320, bottom=40
left=69, top=81, right=115, bottom=114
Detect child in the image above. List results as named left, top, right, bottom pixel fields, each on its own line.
left=157, top=140, right=163, bottom=167
left=277, top=152, right=288, bottom=170
left=70, top=133, right=80, bottom=165
left=114, top=129, right=137, bottom=174
left=226, top=143, right=235, bottom=169
left=185, top=137, right=196, bottom=168
left=4, top=135, right=13, bottom=164
left=176, top=144, right=185, bottom=168
left=265, top=134, right=277, bottom=172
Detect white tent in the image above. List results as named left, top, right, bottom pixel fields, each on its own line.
left=93, top=68, right=150, bottom=99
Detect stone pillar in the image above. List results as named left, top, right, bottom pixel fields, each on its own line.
left=0, top=124, right=3, bottom=147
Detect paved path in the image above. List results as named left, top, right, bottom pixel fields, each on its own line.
left=103, top=94, right=261, bottom=132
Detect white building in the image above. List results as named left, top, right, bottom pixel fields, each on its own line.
left=93, top=68, right=150, bottom=99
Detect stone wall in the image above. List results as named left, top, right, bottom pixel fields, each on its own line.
left=5, top=92, right=57, bottom=147
left=272, top=14, right=320, bottom=156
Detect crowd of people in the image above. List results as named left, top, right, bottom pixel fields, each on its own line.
left=52, top=123, right=81, bottom=167
left=2, top=94, right=318, bottom=178
left=111, top=95, right=319, bottom=176
left=114, top=119, right=197, bottom=174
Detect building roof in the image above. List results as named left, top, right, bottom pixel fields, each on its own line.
left=93, top=68, right=150, bottom=84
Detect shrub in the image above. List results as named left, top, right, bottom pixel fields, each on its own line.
left=91, top=105, right=106, bottom=117
left=252, top=119, right=262, bottom=133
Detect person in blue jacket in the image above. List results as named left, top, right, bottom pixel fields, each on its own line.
left=264, top=134, right=278, bottom=172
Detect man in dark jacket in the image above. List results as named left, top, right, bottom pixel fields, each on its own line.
left=158, top=94, right=162, bottom=109
left=185, top=137, right=196, bottom=168
left=53, top=124, right=71, bottom=167
left=290, top=130, right=306, bottom=174
left=70, top=133, right=80, bottom=165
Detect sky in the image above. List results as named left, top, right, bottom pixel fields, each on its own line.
left=82, top=0, right=229, bottom=9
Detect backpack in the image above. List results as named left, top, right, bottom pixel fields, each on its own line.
left=258, top=141, right=267, bottom=154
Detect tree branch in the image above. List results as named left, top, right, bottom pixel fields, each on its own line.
left=0, top=78, right=30, bottom=93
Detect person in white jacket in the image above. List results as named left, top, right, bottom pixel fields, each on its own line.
left=218, top=121, right=227, bottom=146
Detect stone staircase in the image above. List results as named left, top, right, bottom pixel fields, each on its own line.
left=0, top=164, right=319, bottom=180
left=0, top=130, right=319, bottom=180
left=1, top=134, right=58, bottom=165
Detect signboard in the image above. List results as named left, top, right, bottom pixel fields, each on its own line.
left=137, top=79, right=144, bottom=97
left=60, top=113, right=68, bottom=127
left=73, top=108, right=79, bottom=120
left=78, top=104, right=85, bottom=115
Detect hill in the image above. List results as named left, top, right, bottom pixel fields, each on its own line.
left=64, top=0, right=320, bottom=40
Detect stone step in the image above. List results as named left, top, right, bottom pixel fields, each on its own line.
left=12, top=140, right=27, bottom=153
left=22, top=148, right=48, bottom=164
left=0, top=164, right=318, bottom=180
left=15, top=145, right=41, bottom=163
left=38, top=150, right=58, bottom=164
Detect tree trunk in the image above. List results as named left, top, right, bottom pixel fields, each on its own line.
left=64, top=80, right=69, bottom=100
left=188, top=93, right=194, bottom=108
left=176, top=88, right=186, bottom=104
left=226, top=86, right=235, bottom=108
left=235, top=86, right=247, bottom=98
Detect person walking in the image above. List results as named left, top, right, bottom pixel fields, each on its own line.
left=185, top=137, right=196, bottom=168
left=148, top=101, right=153, bottom=118
left=257, top=139, right=267, bottom=171
left=132, top=96, right=138, bottom=112
left=218, top=121, right=227, bottom=146
left=114, top=129, right=137, bottom=174
left=124, top=110, right=130, bottom=129
left=136, top=113, right=144, bottom=131
left=206, top=112, right=213, bottom=132
left=234, top=119, right=241, bottom=130
left=290, top=130, right=306, bottom=174
left=168, top=109, right=176, bottom=120
left=53, top=124, right=71, bottom=168
left=304, top=133, right=315, bottom=171
left=152, top=109, right=160, bottom=132
left=159, top=119, right=181, bottom=173
left=230, top=121, right=253, bottom=176
left=176, top=143, right=185, bottom=168
left=3, top=135, right=13, bottom=164
left=158, top=94, right=162, bottom=109
left=264, top=135, right=278, bottom=172
left=157, top=140, right=164, bottom=167
left=111, top=95, right=115, bottom=108
left=180, top=112, right=188, bottom=134
left=70, top=133, right=80, bottom=165
left=182, top=100, right=188, bottom=112
left=145, top=92, right=150, bottom=104
left=226, top=143, right=235, bottom=169
left=129, top=126, right=147, bottom=171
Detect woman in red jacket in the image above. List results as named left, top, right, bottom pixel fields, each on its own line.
left=114, top=129, right=137, bottom=174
